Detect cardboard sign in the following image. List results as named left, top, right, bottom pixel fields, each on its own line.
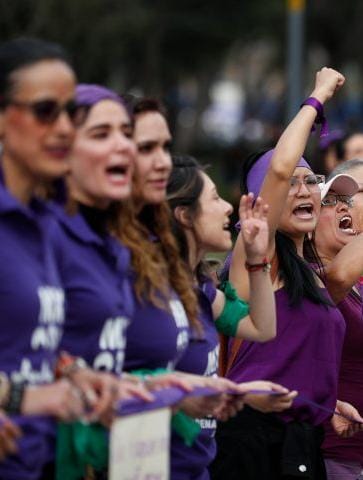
left=109, top=407, right=171, bottom=480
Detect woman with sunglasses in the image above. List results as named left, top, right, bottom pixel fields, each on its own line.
left=166, top=154, right=296, bottom=480
left=0, top=37, right=94, bottom=479
left=210, top=68, right=349, bottom=480
left=311, top=162, right=363, bottom=480
left=0, top=42, right=189, bottom=476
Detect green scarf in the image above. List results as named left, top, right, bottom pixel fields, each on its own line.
left=56, top=369, right=201, bottom=479
left=56, top=421, right=108, bottom=480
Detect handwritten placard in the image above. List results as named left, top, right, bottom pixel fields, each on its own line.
left=109, top=407, right=171, bottom=480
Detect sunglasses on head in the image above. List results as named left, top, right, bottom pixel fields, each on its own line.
left=5, top=98, right=80, bottom=125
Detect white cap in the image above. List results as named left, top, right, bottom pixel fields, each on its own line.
left=321, top=173, right=359, bottom=200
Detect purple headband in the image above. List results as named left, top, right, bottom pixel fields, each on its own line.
left=247, top=149, right=312, bottom=198
left=220, top=150, right=312, bottom=279
left=75, top=83, right=128, bottom=110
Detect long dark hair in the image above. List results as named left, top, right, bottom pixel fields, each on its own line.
left=167, top=154, right=210, bottom=282
left=238, top=151, right=331, bottom=307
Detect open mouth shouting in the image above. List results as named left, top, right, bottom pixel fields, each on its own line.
left=338, top=214, right=356, bottom=235
left=222, top=220, right=231, bottom=231
left=292, top=203, right=314, bottom=220
left=105, top=161, right=131, bottom=186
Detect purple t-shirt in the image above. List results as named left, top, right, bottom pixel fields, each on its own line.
left=0, top=182, right=64, bottom=479
left=228, top=287, right=345, bottom=426
left=171, top=278, right=219, bottom=480
left=51, top=204, right=134, bottom=375
left=123, top=288, right=190, bottom=371
left=323, top=288, right=363, bottom=464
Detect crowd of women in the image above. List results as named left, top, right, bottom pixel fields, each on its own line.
left=0, top=36, right=362, bottom=480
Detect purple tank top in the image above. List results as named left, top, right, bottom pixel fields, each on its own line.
left=323, top=288, right=363, bottom=464
left=228, top=287, right=346, bottom=425
left=171, top=278, right=219, bottom=480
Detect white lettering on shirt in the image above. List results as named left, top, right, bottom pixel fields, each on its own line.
left=11, top=359, right=54, bottom=384
left=93, top=317, right=129, bottom=374
left=169, top=299, right=189, bottom=328
left=37, top=286, right=65, bottom=324
left=195, top=418, right=217, bottom=430
left=99, top=317, right=129, bottom=350
left=30, top=286, right=65, bottom=352
left=204, top=345, right=220, bottom=377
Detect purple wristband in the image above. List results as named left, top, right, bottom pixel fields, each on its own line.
left=301, top=97, right=329, bottom=137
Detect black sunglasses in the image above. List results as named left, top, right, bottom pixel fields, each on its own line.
left=6, top=98, right=80, bottom=124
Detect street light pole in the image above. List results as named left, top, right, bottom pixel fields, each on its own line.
left=287, top=0, right=306, bottom=121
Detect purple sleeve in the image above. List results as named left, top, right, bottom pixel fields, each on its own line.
left=201, top=278, right=217, bottom=304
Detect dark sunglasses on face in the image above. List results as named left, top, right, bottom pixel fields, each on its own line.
left=5, top=98, right=80, bottom=125
left=321, top=193, right=354, bottom=207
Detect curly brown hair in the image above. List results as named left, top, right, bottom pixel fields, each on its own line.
left=111, top=96, right=201, bottom=332
left=112, top=199, right=201, bottom=333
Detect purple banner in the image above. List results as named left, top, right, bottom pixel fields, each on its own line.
left=116, top=386, right=283, bottom=417
left=117, top=386, right=363, bottom=426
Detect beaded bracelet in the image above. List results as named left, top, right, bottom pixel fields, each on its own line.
left=245, top=257, right=271, bottom=273
left=5, top=380, right=25, bottom=414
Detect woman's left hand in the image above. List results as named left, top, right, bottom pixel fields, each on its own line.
left=239, top=193, right=269, bottom=263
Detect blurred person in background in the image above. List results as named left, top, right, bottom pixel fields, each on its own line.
left=316, top=130, right=363, bottom=175
left=315, top=130, right=345, bottom=175
left=342, top=131, right=363, bottom=161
